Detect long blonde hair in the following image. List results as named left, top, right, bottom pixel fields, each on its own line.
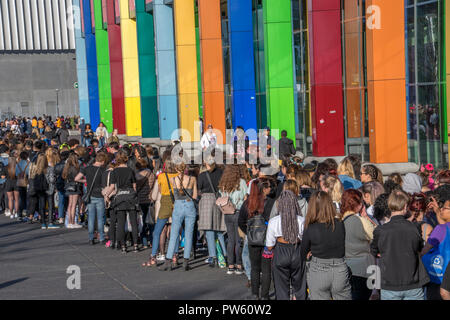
left=30, top=154, right=48, bottom=178
left=323, top=175, right=343, bottom=203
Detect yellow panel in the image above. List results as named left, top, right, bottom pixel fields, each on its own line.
left=176, top=45, right=199, bottom=94
left=123, top=58, right=141, bottom=96
left=174, top=0, right=196, bottom=46
left=178, top=93, right=200, bottom=141
left=120, top=0, right=141, bottom=137
left=125, top=97, right=142, bottom=136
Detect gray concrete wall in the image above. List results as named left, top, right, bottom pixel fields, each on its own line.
left=0, top=52, right=79, bottom=119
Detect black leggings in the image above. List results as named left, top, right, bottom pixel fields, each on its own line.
left=28, top=193, right=47, bottom=224
left=116, top=210, right=138, bottom=247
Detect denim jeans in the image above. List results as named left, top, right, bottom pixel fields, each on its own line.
left=166, top=200, right=197, bottom=260
left=381, top=288, right=425, bottom=300
left=87, top=197, right=105, bottom=241
left=58, top=190, right=67, bottom=219
left=242, top=237, right=251, bottom=280
left=205, top=230, right=226, bottom=258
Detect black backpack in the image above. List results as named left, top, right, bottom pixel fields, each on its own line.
left=33, top=173, right=48, bottom=192
left=247, top=214, right=267, bottom=247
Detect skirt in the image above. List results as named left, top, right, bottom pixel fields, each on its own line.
left=197, top=193, right=226, bottom=232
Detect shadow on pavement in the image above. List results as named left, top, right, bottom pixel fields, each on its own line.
left=0, top=277, right=28, bottom=289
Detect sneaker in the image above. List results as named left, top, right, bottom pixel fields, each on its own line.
left=58, top=218, right=64, bottom=224
left=72, top=224, right=83, bottom=229
left=156, top=254, right=166, bottom=261
left=5, top=209, right=10, bottom=217
left=21, top=217, right=29, bottom=223
left=227, top=267, right=236, bottom=275
left=48, top=224, right=61, bottom=229
left=41, top=224, right=47, bottom=230
left=66, top=224, right=74, bottom=229
left=235, top=267, right=244, bottom=275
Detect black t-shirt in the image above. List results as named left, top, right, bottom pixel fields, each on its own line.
left=110, top=167, right=136, bottom=189
left=81, top=165, right=106, bottom=198
left=197, top=168, right=223, bottom=194
left=301, top=219, right=346, bottom=261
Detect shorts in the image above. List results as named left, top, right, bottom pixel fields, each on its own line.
left=5, top=179, right=18, bottom=192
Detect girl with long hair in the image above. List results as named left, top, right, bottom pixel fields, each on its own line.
left=62, top=153, right=81, bottom=228
left=301, top=191, right=351, bottom=300
left=320, top=174, right=344, bottom=214
left=5, top=151, right=20, bottom=218
left=267, top=190, right=306, bottom=300
left=218, top=165, right=248, bottom=275
left=28, top=154, right=49, bottom=228
left=159, top=162, right=198, bottom=271
left=238, top=178, right=275, bottom=300
left=407, top=193, right=433, bottom=242
left=45, top=148, right=61, bottom=228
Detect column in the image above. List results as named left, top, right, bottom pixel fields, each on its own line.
left=198, top=0, right=226, bottom=135
left=153, top=0, right=178, bottom=140
left=73, top=0, right=90, bottom=123
left=227, top=0, right=257, bottom=132
left=106, top=0, right=126, bottom=134
left=308, top=0, right=345, bottom=157
left=136, top=0, right=159, bottom=138
left=263, top=0, right=296, bottom=142
left=94, top=0, right=113, bottom=131
left=173, top=0, right=200, bottom=141
left=83, top=0, right=100, bottom=128
left=120, top=0, right=142, bottom=137
left=366, top=0, right=408, bottom=163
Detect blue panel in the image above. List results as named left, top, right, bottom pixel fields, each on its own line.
left=154, top=1, right=175, bottom=51
left=159, top=95, right=178, bottom=140
left=232, top=90, right=257, bottom=134
left=79, top=100, right=90, bottom=123
left=228, top=0, right=253, bottom=33
left=83, top=0, right=100, bottom=128
left=228, top=0, right=257, bottom=132
left=154, top=1, right=178, bottom=139
left=157, top=50, right=177, bottom=95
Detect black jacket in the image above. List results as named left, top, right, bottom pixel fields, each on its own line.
left=279, top=137, right=296, bottom=158
left=370, top=215, right=429, bottom=291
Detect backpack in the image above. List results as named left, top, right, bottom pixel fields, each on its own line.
left=247, top=214, right=267, bottom=247
left=422, top=225, right=450, bottom=284
left=33, top=173, right=49, bottom=192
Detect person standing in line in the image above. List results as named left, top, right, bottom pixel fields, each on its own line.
left=267, top=189, right=306, bottom=300
left=301, top=191, right=352, bottom=300
left=197, top=158, right=226, bottom=268
left=200, top=124, right=217, bottom=151
left=370, top=189, right=429, bottom=300
left=278, top=130, right=296, bottom=160
left=16, top=151, right=30, bottom=220
left=45, top=148, right=61, bottom=229
left=107, top=128, right=120, bottom=145
left=218, top=165, right=248, bottom=275
left=75, top=152, right=108, bottom=244
left=5, top=152, right=20, bottom=219
left=62, top=154, right=82, bottom=228
left=84, top=124, right=94, bottom=147
left=340, top=189, right=376, bottom=300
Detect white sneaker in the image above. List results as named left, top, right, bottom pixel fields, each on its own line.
left=72, top=224, right=83, bottom=229
left=5, top=209, right=11, bottom=217
left=156, top=254, right=165, bottom=261
left=66, top=224, right=74, bottom=229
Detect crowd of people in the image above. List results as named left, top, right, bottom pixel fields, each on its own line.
left=1, top=116, right=450, bottom=301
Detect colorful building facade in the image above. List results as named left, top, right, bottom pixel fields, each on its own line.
left=73, top=0, right=450, bottom=168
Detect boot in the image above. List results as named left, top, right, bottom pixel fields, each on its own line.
left=158, top=259, right=173, bottom=271
left=183, top=259, right=191, bottom=271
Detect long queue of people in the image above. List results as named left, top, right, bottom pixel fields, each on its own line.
left=1, top=128, right=450, bottom=301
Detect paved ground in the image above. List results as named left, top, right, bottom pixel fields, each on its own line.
left=0, top=215, right=251, bottom=300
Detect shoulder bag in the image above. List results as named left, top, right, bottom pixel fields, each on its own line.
left=82, top=167, right=101, bottom=204
left=17, top=161, right=30, bottom=187
left=216, top=191, right=236, bottom=215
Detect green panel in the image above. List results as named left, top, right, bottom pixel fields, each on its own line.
left=263, top=0, right=292, bottom=24
left=94, top=0, right=113, bottom=131
left=268, top=88, right=296, bottom=142
left=195, top=9, right=203, bottom=117
left=136, top=5, right=159, bottom=138
left=265, top=23, right=294, bottom=88
left=263, top=0, right=296, bottom=146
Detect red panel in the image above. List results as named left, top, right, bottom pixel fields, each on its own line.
left=308, top=1, right=345, bottom=157
left=106, top=0, right=126, bottom=134
left=310, top=10, right=342, bottom=85
left=308, top=0, right=340, bottom=11
left=310, top=84, right=345, bottom=156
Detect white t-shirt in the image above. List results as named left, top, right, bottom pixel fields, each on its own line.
left=265, top=215, right=305, bottom=247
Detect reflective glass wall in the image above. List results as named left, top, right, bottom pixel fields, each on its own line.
left=253, top=0, right=267, bottom=129
left=406, top=0, right=447, bottom=168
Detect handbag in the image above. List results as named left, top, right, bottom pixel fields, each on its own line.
left=216, top=194, right=236, bottom=215
left=247, top=214, right=267, bottom=246
left=145, top=203, right=156, bottom=225
left=81, top=167, right=101, bottom=204
left=65, top=181, right=78, bottom=193
left=422, top=225, right=450, bottom=284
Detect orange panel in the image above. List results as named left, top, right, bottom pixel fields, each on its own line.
left=198, top=0, right=226, bottom=135
left=366, top=0, right=407, bottom=163
left=346, top=88, right=364, bottom=138
left=366, top=0, right=406, bottom=82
